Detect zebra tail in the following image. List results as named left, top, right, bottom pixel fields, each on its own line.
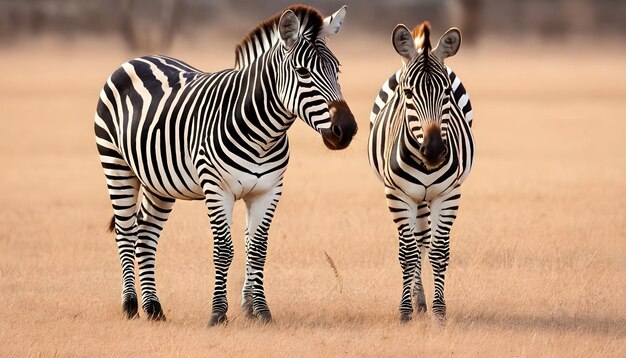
left=107, top=215, right=115, bottom=233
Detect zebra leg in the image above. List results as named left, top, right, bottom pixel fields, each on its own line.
left=205, top=189, right=235, bottom=327
left=385, top=189, right=418, bottom=322
left=135, top=189, right=175, bottom=321
left=412, top=202, right=431, bottom=314
left=99, top=144, right=141, bottom=319
left=428, top=187, right=461, bottom=322
left=242, top=187, right=282, bottom=324
left=241, top=224, right=254, bottom=318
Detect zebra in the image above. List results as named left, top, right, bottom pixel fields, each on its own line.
left=95, top=5, right=357, bottom=327
left=368, top=21, right=474, bottom=322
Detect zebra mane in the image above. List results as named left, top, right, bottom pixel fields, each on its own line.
left=234, top=5, right=324, bottom=69
left=412, top=21, right=432, bottom=71
left=412, top=21, right=432, bottom=53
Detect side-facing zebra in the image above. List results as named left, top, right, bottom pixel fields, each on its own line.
left=368, top=22, right=474, bottom=322
left=95, top=5, right=357, bottom=326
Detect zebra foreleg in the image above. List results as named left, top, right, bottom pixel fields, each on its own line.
left=242, top=188, right=282, bottom=324
left=385, top=189, right=418, bottom=322
left=205, top=191, right=235, bottom=327
left=428, top=188, right=461, bottom=322
left=135, top=189, right=175, bottom=321
left=412, top=202, right=431, bottom=314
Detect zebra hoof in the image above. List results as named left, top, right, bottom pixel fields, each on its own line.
left=255, top=310, right=273, bottom=324
left=144, top=300, right=166, bottom=321
left=416, top=303, right=427, bottom=314
left=207, top=312, right=228, bottom=327
left=122, top=296, right=139, bottom=319
left=399, top=312, right=412, bottom=323
left=241, top=298, right=254, bottom=318
left=432, top=308, right=446, bottom=324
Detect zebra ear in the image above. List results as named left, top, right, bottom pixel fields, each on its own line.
left=318, top=5, right=347, bottom=38
left=432, top=28, right=461, bottom=63
left=392, top=24, right=417, bottom=63
left=279, top=10, right=300, bottom=50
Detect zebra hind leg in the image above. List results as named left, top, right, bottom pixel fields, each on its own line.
left=135, top=189, right=175, bottom=321
left=412, top=202, right=431, bottom=314
left=99, top=145, right=141, bottom=319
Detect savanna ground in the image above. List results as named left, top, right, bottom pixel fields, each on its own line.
left=0, top=32, right=625, bottom=356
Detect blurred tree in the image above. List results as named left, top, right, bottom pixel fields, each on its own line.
left=121, top=0, right=181, bottom=51
left=459, top=0, right=482, bottom=44
left=0, top=0, right=625, bottom=47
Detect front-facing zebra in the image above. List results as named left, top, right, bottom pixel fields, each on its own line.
left=95, top=5, right=357, bottom=326
left=368, top=22, right=474, bottom=322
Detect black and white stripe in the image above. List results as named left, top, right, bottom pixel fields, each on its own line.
left=368, top=23, right=474, bottom=322
left=371, top=67, right=473, bottom=130
left=95, top=5, right=355, bottom=326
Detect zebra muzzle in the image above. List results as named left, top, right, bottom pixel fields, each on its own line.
left=420, top=125, right=448, bottom=168
left=321, top=100, right=357, bottom=150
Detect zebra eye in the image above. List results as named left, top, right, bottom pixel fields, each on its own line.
left=404, top=89, right=413, bottom=99
left=295, top=67, right=310, bottom=77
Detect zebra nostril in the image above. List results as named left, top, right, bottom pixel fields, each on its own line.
left=331, top=124, right=343, bottom=139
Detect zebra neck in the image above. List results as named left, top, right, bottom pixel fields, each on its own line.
left=231, top=51, right=295, bottom=155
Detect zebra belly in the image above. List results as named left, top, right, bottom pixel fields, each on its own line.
left=139, top=172, right=204, bottom=201
left=210, top=163, right=285, bottom=201
left=197, top=143, right=286, bottom=200
left=125, top=151, right=204, bottom=200
left=385, top=159, right=460, bottom=203
left=118, top=139, right=205, bottom=200
left=242, top=170, right=283, bottom=200
left=423, top=174, right=458, bottom=202
left=390, top=174, right=458, bottom=204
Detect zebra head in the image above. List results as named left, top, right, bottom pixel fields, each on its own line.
left=276, top=6, right=357, bottom=150
left=392, top=22, right=461, bottom=169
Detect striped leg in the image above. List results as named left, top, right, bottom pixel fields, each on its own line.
left=135, top=189, right=175, bottom=321
left=412, top=202, right=431, bottom=314
left=242, top=186, right=282, bottom=323
left=428, top=187, right=461, bottom=322
left=241, top=225, right=254, bottom=318
left=196, top=155, right=235, bottom=327
left=204, top=188, right=235, bottom=327
left=98, top=140, right=142, bottom=319
left=385, top=188, right=418, bottom=322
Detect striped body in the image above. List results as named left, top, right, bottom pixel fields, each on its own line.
left=96, top=55, right=293, bottom=203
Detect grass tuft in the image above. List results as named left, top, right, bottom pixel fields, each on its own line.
left=324, top=251, right=344, bottom=294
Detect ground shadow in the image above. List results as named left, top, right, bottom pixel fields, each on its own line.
left=123, top=303, right=626, bottom=336
left=451, top=309, right=626, bottom=336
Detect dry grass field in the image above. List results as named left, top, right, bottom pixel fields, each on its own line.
left=1, top=33, right=625, bottom=356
